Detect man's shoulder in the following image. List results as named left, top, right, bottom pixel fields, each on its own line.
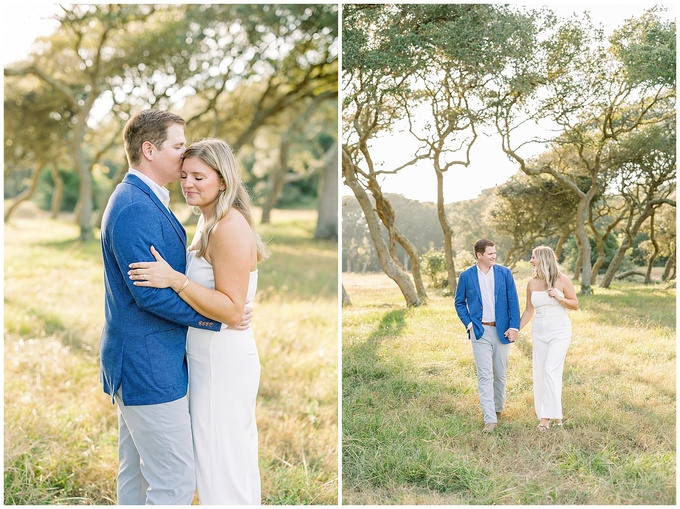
left=494, top=263, right=512, bottom=274
left=493, top=264, right=516, bottom=280
left=460, top=265, right=476, bottom=277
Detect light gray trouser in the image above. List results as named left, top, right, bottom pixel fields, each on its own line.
left=470, top=325, right=511, bottom=424
left=115, top=389, right=196, bottom=504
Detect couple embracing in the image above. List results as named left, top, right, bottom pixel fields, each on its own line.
left=455, top=239, right=579, bottom=433
left=99, top=109, right=267, bottom=504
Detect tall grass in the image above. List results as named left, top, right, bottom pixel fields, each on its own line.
left=342, top=268, right=675, bottom=505
left=4, top=208, right=338, bottom=504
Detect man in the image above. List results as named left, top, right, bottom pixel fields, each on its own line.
left=454, top=239, right=520, bottom=433
left=100, top=109, right=239, bottom=504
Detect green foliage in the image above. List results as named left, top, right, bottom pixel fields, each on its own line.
left=454, top=250, right=477, bottom=271
left=5, top=4, right=338, bottom=227
left=610, top=6, right=676, bottom=88
left=490, top=172, right=580, bottom=266
left=562, top=234, right=620, bottom=273
left=34, top=168, right=77, bottom=212
left=421, top=249, right=447, bottom=289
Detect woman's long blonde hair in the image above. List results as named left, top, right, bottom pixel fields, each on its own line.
left=182, top=138, right=269, bottom=262
left=532, top=245, right=560, bottom=288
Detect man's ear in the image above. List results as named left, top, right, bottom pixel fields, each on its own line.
left=141, top=141, right=154, bottom=161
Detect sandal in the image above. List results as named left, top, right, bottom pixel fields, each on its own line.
left=537, top=420, right=551, bottom=431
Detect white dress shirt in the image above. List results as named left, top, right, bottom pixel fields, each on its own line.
left=477, top=264, right=495, bottom=323
left=129, top=168, right=170, bottom=209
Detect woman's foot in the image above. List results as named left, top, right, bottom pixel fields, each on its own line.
left=537, top=419, right=551, bottom=431
left=553, top=419, right=563, bottom=427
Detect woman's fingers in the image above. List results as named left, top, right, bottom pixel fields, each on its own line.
left=150, top=245, right=164, bottom=261
left=128, top=269, right=148, bottom=280
left=128, top=262, right=151, bottom=269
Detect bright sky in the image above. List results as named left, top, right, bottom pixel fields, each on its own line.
left=1, top=4, right=61, bottom=67
left=1, top=2, right=676, bottom=205
left=343, top=2, right=676, bottom=204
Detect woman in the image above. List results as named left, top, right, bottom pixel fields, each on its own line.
left=518, top=246, right=578, bottom=431
left=129, top=138, right=268, bottom=503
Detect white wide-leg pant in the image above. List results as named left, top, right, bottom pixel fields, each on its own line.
left=187, top=326, right=261, bottom=505
left=532, top=335, right=571, bottom=420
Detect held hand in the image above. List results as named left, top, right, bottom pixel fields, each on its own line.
left=128, top=246, right=181, bottom=289
left=505, top=329, right=519, bottom=342
left=231, top=304, right=253, bottom=331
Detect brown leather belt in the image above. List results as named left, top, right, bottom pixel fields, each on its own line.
left=482, top=321, right=496, bottom=326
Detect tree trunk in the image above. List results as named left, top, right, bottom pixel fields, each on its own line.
left=342, top=284, right=352, bottom=307
left=343, top=149, right=422, bottom=307
left=662, top=249, right=675, bottom=281
left=393, top=227, right=428, bottom=301
left=260, top=139, right=289, bottom=224
left=554, top=230, right=569, bottom=260
left=574, top=185, right=599, bottom=295
left=72, top=95, right=97, bottom=240
left=50, top=165, right=64, bottom=219
left=600, top=210, right=649, bottom=288
left=366, top=173, right=427, bottom=301
left=614, top=270, right=647, bottom=280
left=645, top=211, right=659, bottom=284
left=590, top=229, right=606, bottom=285
left=4, top=160, right=46, bottom=222
left=314, top=142, right=338, bottom=240
left=435, top=168, right=457, bottom=296
left=573, top=231, right=582, bottom=281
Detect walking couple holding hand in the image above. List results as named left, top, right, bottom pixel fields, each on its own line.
left=99, top=109, right=267, bottom=504
left=455, top=238, right=579, bottom=433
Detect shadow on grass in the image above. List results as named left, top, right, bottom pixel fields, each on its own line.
left=39, top=238, right=103, bottom=263
left=5, top=293, right=94, bottom=354
left=343, top=309, right=408, bottom=388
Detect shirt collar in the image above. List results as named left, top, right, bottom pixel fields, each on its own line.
left=128, top=168, right=170, bottom=209
left=476, top=264, right=494, bottom=277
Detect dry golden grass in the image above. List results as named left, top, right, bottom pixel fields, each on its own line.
left=4, top=210, right=338, bottom=504
left=342, top=268, right=675, bottom=505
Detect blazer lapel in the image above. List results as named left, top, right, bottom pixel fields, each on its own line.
left=493, top=265, right=500, bottom=300
left=471, top=266, right=482, bottom=301
left=123, top=174, right=186, bottom=245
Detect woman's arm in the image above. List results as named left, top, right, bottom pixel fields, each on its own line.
left=129, top=210, right=255, bottom=327
left=518, top=280, right=535, bottom=331
left=551, top=274, right=579, bottom=310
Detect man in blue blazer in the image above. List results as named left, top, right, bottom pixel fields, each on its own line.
left=455, top=239, right=520, bottom=433
left=100, top=109, right=222, bottom=504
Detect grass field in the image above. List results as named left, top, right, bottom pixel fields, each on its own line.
left=4, top=207, right=338, bottom=504
left=342, top=268, right=675, bottom=505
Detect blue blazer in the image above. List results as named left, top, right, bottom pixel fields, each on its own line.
left=99, top=173, right=221, bottom=406
left=454, top=264, right=520, bottom=345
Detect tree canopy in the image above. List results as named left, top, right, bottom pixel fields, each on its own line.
left=5, top=4, right=338, bottom=239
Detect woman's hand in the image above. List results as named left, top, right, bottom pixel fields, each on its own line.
left=129, top=246, right=185, bottom=290
left=546, top=287, right=559, bottom=300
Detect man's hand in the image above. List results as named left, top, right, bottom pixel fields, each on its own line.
left=231, top=304, right=253, bottom=331
left=505, top=328, right=519, bottom=342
